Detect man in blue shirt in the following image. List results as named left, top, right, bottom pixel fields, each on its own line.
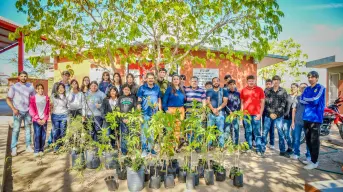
left=300, top=71, right=326, bottom=170
left=225, top=80, right=241, bottom=145
left=206, top=77, right=228, bottom=148
left=137, top=72, right=162, bottom=156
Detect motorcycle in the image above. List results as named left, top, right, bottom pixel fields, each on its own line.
left=301, top=96, right=343, bottom=143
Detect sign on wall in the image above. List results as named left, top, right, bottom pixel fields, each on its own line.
left=193, top=68, right=219, bottom=87
left=89, top=67, right=113, bottom=83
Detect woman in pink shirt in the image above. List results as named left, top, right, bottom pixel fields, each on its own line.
left=29, top=84, right=50, bottom=156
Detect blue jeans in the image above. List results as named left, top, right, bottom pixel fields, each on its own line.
left=262, top=117, right=286, bottom=153
left=225, top=117, right=240, bottom=145
left=243, top=115, right=262, bottom=152
left=283, top=119, right=292, bottom=149
left=292, top=124, right=310, bottom=157
left=141, top=115, right=153, bottom=152
left=208, top=112, right=225, bottom=147
left=119, top=121, right=128, bottom=155
left=51, top=114, right=68, bottom=150
left=88, top=116, right=103, bottom=141
left=264, top=115, right=275, bottom=146
left=11, top=111, right=32, bottom=149
left=33, top=121, right=47, bottom=153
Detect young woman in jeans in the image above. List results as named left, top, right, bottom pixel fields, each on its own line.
left=82, top=81, right=106, bottom=141
left=51, top=83, right=68, bottom=152
left=29, top=84, right=50, bottom=156
left=67, top=79, right=83, bottom=118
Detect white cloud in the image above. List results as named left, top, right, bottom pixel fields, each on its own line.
left=303, top=3, right=343, bottom=10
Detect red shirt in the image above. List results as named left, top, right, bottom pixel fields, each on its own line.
left=240, top=86, right=265, bottom=116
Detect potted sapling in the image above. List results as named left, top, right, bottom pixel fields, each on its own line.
left=232, top=142, right=249, bottom=187
left=202, top=125, right=220, bottom=185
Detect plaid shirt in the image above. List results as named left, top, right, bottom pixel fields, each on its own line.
left=264, top=87, right=288, bottom=118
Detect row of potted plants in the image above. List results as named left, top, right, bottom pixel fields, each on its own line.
left=51, top=101, right=250, bottom=191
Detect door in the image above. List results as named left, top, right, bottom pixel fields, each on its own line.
left=329, top=73, right=339, bottom=104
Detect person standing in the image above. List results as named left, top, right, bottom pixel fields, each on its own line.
left=223, top=74, right=232, bottom=88
left=99, top=72, right=112, bottom=93
left=262, top=75, right=288, bottom=157
left=29, top=84, right=50, bottom=156
left=240, top=75, right=265, bottom=156
left=117, top=85, right=137, bottom=155
left=283, top=83, right=299, bottom=155
left=156, top=68, right=170, bottom=97
left=102, top=87, right=119, bottom=148
left=180, top=74, right=187, bottom=89
left=124, top=73, right=139, bottom=96
left=225, top=80, right=241, bottom=145
left=51, top=83, right=68, bottom=152
left=290, top=83, right=311, bottom=161
left=137, top=73, right=162, bottom=156
left=7, top=71, right=35, bottom=156
left=67, top=79, right=83, bottom=118
left=106, top=73, right=122, bottom=95
left=81, top=76, right=90, bottom=93
left=263, top=79, right=274, bottom=149
left=162, top=75, right=186, bottom=150
left=82, top=81, right=106, bottom=141
left=300, top=71, right=326, bottom=170
left=51, top=70, right=71, bottom=96
left=205, top=81, right=213, bottom=91
left=206, top=77, right=228, bottom=148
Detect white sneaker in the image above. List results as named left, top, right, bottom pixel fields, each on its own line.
left=26, top=146, right=34, bottom=153
left=268, top=145, right=275, bottom=150
left=304, top=162, right=319, bottom=170
left=11, top=147, right=17, bottom=156
left=290, top=155, right=299, bottom=160
left=34, top=153, right=39, bottom=157
left=302, top=158, right=312, bottom=164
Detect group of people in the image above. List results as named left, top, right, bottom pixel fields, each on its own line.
left=6, top=68, right=325, bottom=170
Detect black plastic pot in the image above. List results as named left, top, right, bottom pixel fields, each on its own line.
left=167, top=166, right=177, bottom=178
left=71, top=151, right=85, bottom=169
left=116, top=166, right=127, bottom=180
left=171, top=159, right=180, bottom=174
left=197, top=165, right=205, bottom=178
left=215, top=169, right=226, bottom=182
left=144, top=169, right=150, bottom=182
left=229, top=167, right=239, bottom=180
left=104, top=176, right=119, bottom=191
left=186, top=173, right=196, bottom=190
left=104, top=151, right=118, bottom=169
left=149, top=175, right=161, bottom=189
left=178, top=169, right=187, bottom=183
left=164, top=174, right=175, bottom=189
left=233, top=174, right=244, bottom=187
left=85, top=149, right=100, bottom=169
left=204, top=169, right=214, bottom=185
left=194, top=172, right=199, bottom=186
left=127, top=166, right=145, bottom=192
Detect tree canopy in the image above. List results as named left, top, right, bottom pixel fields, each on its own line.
left=258, top=38, right=308, bottom=83
left=11, top=0, right=284, bottom=73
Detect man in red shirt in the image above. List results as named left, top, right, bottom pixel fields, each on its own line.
left=240, top=75, right=265, bottom=157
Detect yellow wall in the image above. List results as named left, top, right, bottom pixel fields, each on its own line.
left=54, top=60, right=92, bottom=83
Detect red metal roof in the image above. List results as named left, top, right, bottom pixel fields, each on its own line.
left=0, top=16, right=20, bottom=53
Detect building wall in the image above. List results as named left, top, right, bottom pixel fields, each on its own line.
left=327, top=66, right=343, bottom=113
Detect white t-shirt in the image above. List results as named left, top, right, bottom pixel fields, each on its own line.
left=35, top=94, right=46, bottom=119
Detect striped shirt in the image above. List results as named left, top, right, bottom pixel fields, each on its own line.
left=184, top=86, right=206, bottom=109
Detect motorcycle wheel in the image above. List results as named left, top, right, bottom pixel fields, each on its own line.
left=338, top=124, right=343, bottom=140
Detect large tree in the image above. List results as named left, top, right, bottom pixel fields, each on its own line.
left=12, top=0, right=284, bottom=73
left=258, top=38, right=308, bottom=83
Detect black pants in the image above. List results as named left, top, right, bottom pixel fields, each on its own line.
left=304, top=120, right=321, bottom=164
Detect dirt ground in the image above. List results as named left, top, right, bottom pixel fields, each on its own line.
left=4, top=124, right=343, bottom=192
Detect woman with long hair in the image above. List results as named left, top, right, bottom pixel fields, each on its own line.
left=29, top=84, right=50, bottom=156
left=99, top=71, right=111, bottom=93
left=162, top=74, right=186, bottom=152
left=82, top=81, right=106, bottom=141
left=81, top=76, right=90, bottom=93
left=101, top=87, right=119, bottom=148
left=67, top=79, right=83, bottom=118
left=283, top=83, right=300, bottom=155
left=123, top=73, right=139, bottom=96
left=51, top=83, right=68, bottom=152
left=106, top=72, right=122, bottom=95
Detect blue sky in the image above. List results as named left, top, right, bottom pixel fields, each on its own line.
left=0, top=0, right=343, bottom=76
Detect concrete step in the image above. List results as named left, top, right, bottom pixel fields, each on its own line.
left=305, top=179, right=343, bottom=192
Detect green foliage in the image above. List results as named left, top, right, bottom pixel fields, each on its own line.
left=258, top=38, right=308, bottom=83
left=14, top=0, right=283, bottom=72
